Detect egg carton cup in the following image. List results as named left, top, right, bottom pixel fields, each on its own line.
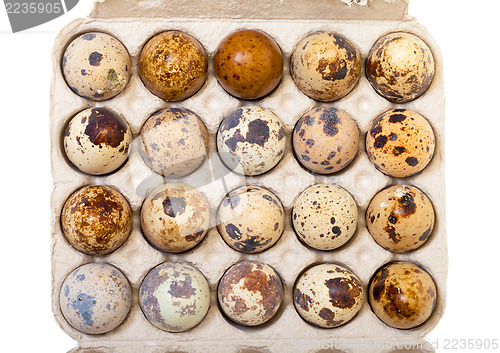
left=49, top=0, right=446, bottom=352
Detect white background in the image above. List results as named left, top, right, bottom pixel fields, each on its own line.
left=0, top=0, right=499, bottom=352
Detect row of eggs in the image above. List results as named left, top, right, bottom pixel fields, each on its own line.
left=60, top=260, right=437, bottom=335
left=62, top=29, right=435, bottom=103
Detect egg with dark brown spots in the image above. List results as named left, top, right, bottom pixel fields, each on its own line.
left=214, top=29, right=283, bottom=100
left=369, top=262, right=437, bottom=329
left=293, top=184, right=358, bottom=251
left=141, top=183, right=210, bottom=253
left=217, top=106, right=286, bottom=176
left=293, top=106, right=359, bottom=174
left=293, top=263, right=363, bottom=328
left=63, top=107, right=132, bottom=175
left=139, top=262, right=210, bottom=332
left=366, top=185, right=435, bottom=253
left=140, top=108, right=209, bottom=177
left=61, top=185, right=132, bottom=256
left=62, top=32, right=131, bottom=101
left=139, top=31, right=208, bottom=101
left=366, top=109, right=435, bottom=177
left=218, top=261, right=283, bottom=326
left=291, top=31, right=361, bottom=102
left=217, top=186, right=284, bottom=254
left=366, top=32, right=435, bottom=103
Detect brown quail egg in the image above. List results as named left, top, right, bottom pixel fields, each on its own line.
left=366, top=32, right=435, bottom=103
left=61, top=185, right=132, bottom=256
left=218, top=261, right=283, bottom=326
left=141, top=183, right=210, bottom=253
left=366, top=185, right=435, bottom=253
left=291, top=31, right=361, bottom=102
left=140, top=108, right=209, bottom=177
left=293, top=184, right=358, bottom=251
left=63, top=107, right=132, bottom=175
left=217, top=106, right=286, bottom=176
left=366, top=109, right=435, bottom=177
left=139, top=31, right=208, bottom=101
left=293, top=263, right=363, bottom=328
left=62, top=32, right=131, bottom=100
left=369, top=262, right=437, bottom=329
left=293, top=106, right=359, bottom=174
left=214, top=29, right=283, bottom=100
left=217, top=185, right=284, bottom=254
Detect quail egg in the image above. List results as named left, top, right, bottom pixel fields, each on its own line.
left=217, top=106, right=286, bottom=176
left=366, top=109, right=435, bottom=177
left=218, top=261, right=283, bottom=326
left=141, top=183, right=210, bottom=253
left=139, top=262, right=210, bottom=332
left=62, top=32, right=131, bottom=100
left=293, top=263, right=363, bottom=328
left=369, top=262, right=437, bottom=329
left=61, top=185, right=132, bottom=256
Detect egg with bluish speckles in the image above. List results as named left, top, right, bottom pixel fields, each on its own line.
left=59, top=263, right=132, bottom=334
left=293, top=184, right=358, bottom=251
left=64, top=107, right=132, bottom=175
left=217, top=106, right=286, bottom=176
left=293, top=263, right=363, bottom=328
left=366, top=109, right=435, bottom=178
left=62, top=32, right=131, bottom=101
left=218, top=261, right=283, bottom=326
left=139, top=262, right=210, bottom=332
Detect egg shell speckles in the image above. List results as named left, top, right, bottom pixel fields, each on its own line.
left=140, top=108, right=209, bottom=177
left=217, top=185, right=284, bottom=254
left=139, top=31, right=208, bottom=101
left=139, top=262, right=210, bottom=332
left=366, top=32, right=435, bottom=103
left=291, top=31, right=361, bottom=102
left=141, top=183, right=210, bottom=253
left=366, top=109, right=435, bottom=178
left=366, top=185, right=435, bottom=253
left=293, top=184, right=358, bottom=251
left=293, top=263, right=363, bottom=328
left=214, top=29, right=283, bottom=100
left=369, top=262, right=437, bottom=329
left=61, top=185, right=132, bottom=256
left=59, top=263, right=132, bottom=335
left=217, top=106, right=286, bottom=176
left=63, top=107, right=132, bottom=175
left=293, top=106, right=359, bottom=174
left=62, top=32, right=131, bottom=101
left=218, top=261, right=284, bottom=326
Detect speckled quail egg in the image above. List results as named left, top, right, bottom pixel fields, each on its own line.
left=293, top=263, right=363, bottom=328
left=293, top=184, right=358, bottom=251
left=214, top=29, right=283, bottom=100
left=218, top=261, right=283, bottom=326
left=366, top=109, right=435, bottom=177
left=59, top=263, right=132, bottom=334
left=369, top=262, right=437, bottom=329
left=62, top=32, right=131, bottom=100
left=291, top=31, right=361, bottom=102
left=366, top=32, right=435, bottom=103
left=63, top=107, right=132, bottom=175
left=139, top=31, right=208, bottom=101
left=141, top=183, right=210, bottom=253
left=217, top=106, right=286, bottom=176
left=366, top=185, right=435, bottom=253
left=217, top=185, right=284, bottom=254
left=293, top=106, right=359, bottom=174
left=140, top=108, right=209, bottom=177
left=139, top=262, right=210, bottom=332
left=61, top=185, right=132, bottom=256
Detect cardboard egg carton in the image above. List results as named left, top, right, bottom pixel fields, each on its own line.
left=49, top=0, right=446, bottom=352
